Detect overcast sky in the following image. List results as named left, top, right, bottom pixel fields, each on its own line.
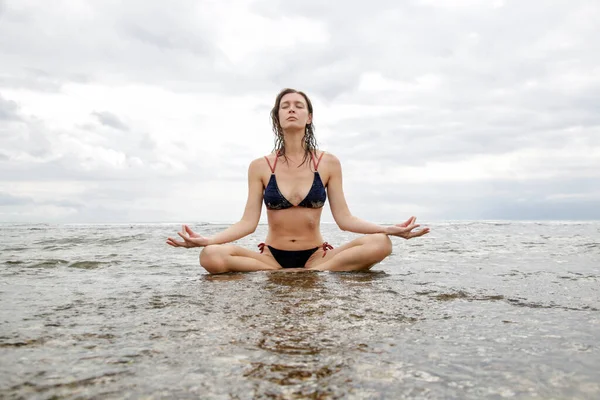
left=1, top=0, right=599, bottom=224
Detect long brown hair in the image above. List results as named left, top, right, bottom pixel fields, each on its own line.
left=270, top=88, right=318, bottom=168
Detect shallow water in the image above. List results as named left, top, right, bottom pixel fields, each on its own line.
left=1, top=222, right=599, bottom=399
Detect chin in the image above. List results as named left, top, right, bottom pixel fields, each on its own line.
left=283, top=122, right=304, bottom=130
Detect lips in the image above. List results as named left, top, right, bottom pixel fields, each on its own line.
left=286, top=116, right=297, bottom=121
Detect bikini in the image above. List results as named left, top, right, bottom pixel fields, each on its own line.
left=258, top=151, right=334, bottom=268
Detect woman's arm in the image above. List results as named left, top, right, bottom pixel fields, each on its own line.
left=205, top=158, right=264, bottom=245
left=327, top=154, right=430, bottom=239
left=167, top=158, right=264, bottom=248
left=326, top=154, right=389, bottom=234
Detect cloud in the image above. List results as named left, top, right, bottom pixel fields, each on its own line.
left=0, top=93, right=21, bottom=121
left=0, top=0, right=599, bottom=222
left=0, top=192, right=33, bottom=206
left=92, top=111, right=129, bottom=131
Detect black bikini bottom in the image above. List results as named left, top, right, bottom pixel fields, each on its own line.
left=267, top=246, right=319, bottom=269
left=257, top=242, right=334, bottom=268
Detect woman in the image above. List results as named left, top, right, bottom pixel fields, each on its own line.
left=166, top=88, right=429, bottom=273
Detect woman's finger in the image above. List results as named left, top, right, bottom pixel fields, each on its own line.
left=412, top=229, right=429, bottom=238
left=399, top=216, right=414, bottom=227
left=177, top=232, right=192, bottom=243
left=166, top=238, right=183, bottom=247
left=392, top=227, right=408, bottom=234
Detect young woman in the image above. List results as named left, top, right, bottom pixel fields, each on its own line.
left=166, top=88, right=429, bottom=273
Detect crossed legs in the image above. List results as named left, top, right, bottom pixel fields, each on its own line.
left=305, top=233, right=392, bottom=272
left=199, top=233, right=393, bottom=274
left=199, top=244, right=281, bottom=274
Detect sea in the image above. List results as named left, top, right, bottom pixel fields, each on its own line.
left=0, top=221, right=599, bottom=399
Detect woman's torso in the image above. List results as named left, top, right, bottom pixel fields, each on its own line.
left=262, top=151, right=329, bottom=250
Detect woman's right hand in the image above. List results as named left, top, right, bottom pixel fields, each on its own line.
left=166, top=225, right=210, bottom=248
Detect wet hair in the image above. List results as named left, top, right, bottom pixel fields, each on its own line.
left=270, top=88, right=318, bottom=168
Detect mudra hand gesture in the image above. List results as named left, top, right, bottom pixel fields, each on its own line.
left=385, top=216, right=430, bottom=239
left=166, top=225, right=209, bottom=248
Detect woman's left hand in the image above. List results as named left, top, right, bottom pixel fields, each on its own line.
left=385, top=216, right=430, bottom=239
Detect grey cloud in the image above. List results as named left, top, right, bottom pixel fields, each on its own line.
left=0, top=195, right=83, bottom=209
left=267, top=49, right=364, bottom=101
left=56, top=180, right=196, bottom=223
left=123, top=22, right=211, bottom=56
left=1, top=0, right=599, bottom=222
left=481, top=199, right=600, bottom=221
left=251, top=0, right=400, bottom=24
left=0, top=68, right=89, bottom=93
left=113, top=0, right=215, bottom=54
left=93, top=111, right=129, bottom=131
left=139, top=133, right=157, bottom=150
left=0, top=107, right=211, bottom=182
left=0, top=1, right=226, bottom=93
left=0, top=120, right=52, bottom=160
left=43, top=199, right=83, bottom=209
left=0, top=93, right=21, bottom=120
left=345, top=175, right=600, bottom=221
left=253, top=0, right=600, bottom=114
left=328, top=119, right=562, bottom=168
left=0, top=156, right=169, bottom=182
left=0, top=192, right=33, bottom=206
left=0, top=133, right=213, bottom=183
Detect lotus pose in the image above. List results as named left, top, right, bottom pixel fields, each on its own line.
left=167, top=88, right=429, bottom=273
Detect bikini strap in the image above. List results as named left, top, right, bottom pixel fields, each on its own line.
left=264, top=155, right=278, bottom=174
left=312, top=151, right=325, bottom=171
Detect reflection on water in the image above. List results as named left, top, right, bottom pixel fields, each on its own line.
left=246, top=272, right=340, bottom=397
left=227, top=271, right=397, bottom=398
left=334, top=270, right=389, bottom=284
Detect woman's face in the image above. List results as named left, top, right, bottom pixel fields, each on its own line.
left=278, top=92, right=312, bottom=132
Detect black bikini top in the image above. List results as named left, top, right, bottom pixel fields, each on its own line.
left=263, top=152, right=326, bottom=210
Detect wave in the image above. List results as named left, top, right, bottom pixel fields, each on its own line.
left=422, top=290, right=597, bottom=311
left=29, top=259, right=70, bottom=268
left=98, top=235, right=147, bottom=245
left=67, top=261, right=106, bottom=269
left=13, top=259, right=108, bottom=269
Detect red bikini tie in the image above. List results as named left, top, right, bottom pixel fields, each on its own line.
left=322, top=242, right=333, bottom=257
left=258, top=243, right=266, bottom=253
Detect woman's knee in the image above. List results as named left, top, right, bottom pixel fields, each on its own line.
left=199, top=245, right=229, bottom=273
left=367, top=233, right=393, bottom=259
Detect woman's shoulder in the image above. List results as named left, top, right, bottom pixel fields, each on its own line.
left=317, top=150, right=340, bottom=167
left=249, top=153, right=276, bottom=173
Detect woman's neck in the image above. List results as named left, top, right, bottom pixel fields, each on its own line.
left=282, top=130, right=306, bottom=159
